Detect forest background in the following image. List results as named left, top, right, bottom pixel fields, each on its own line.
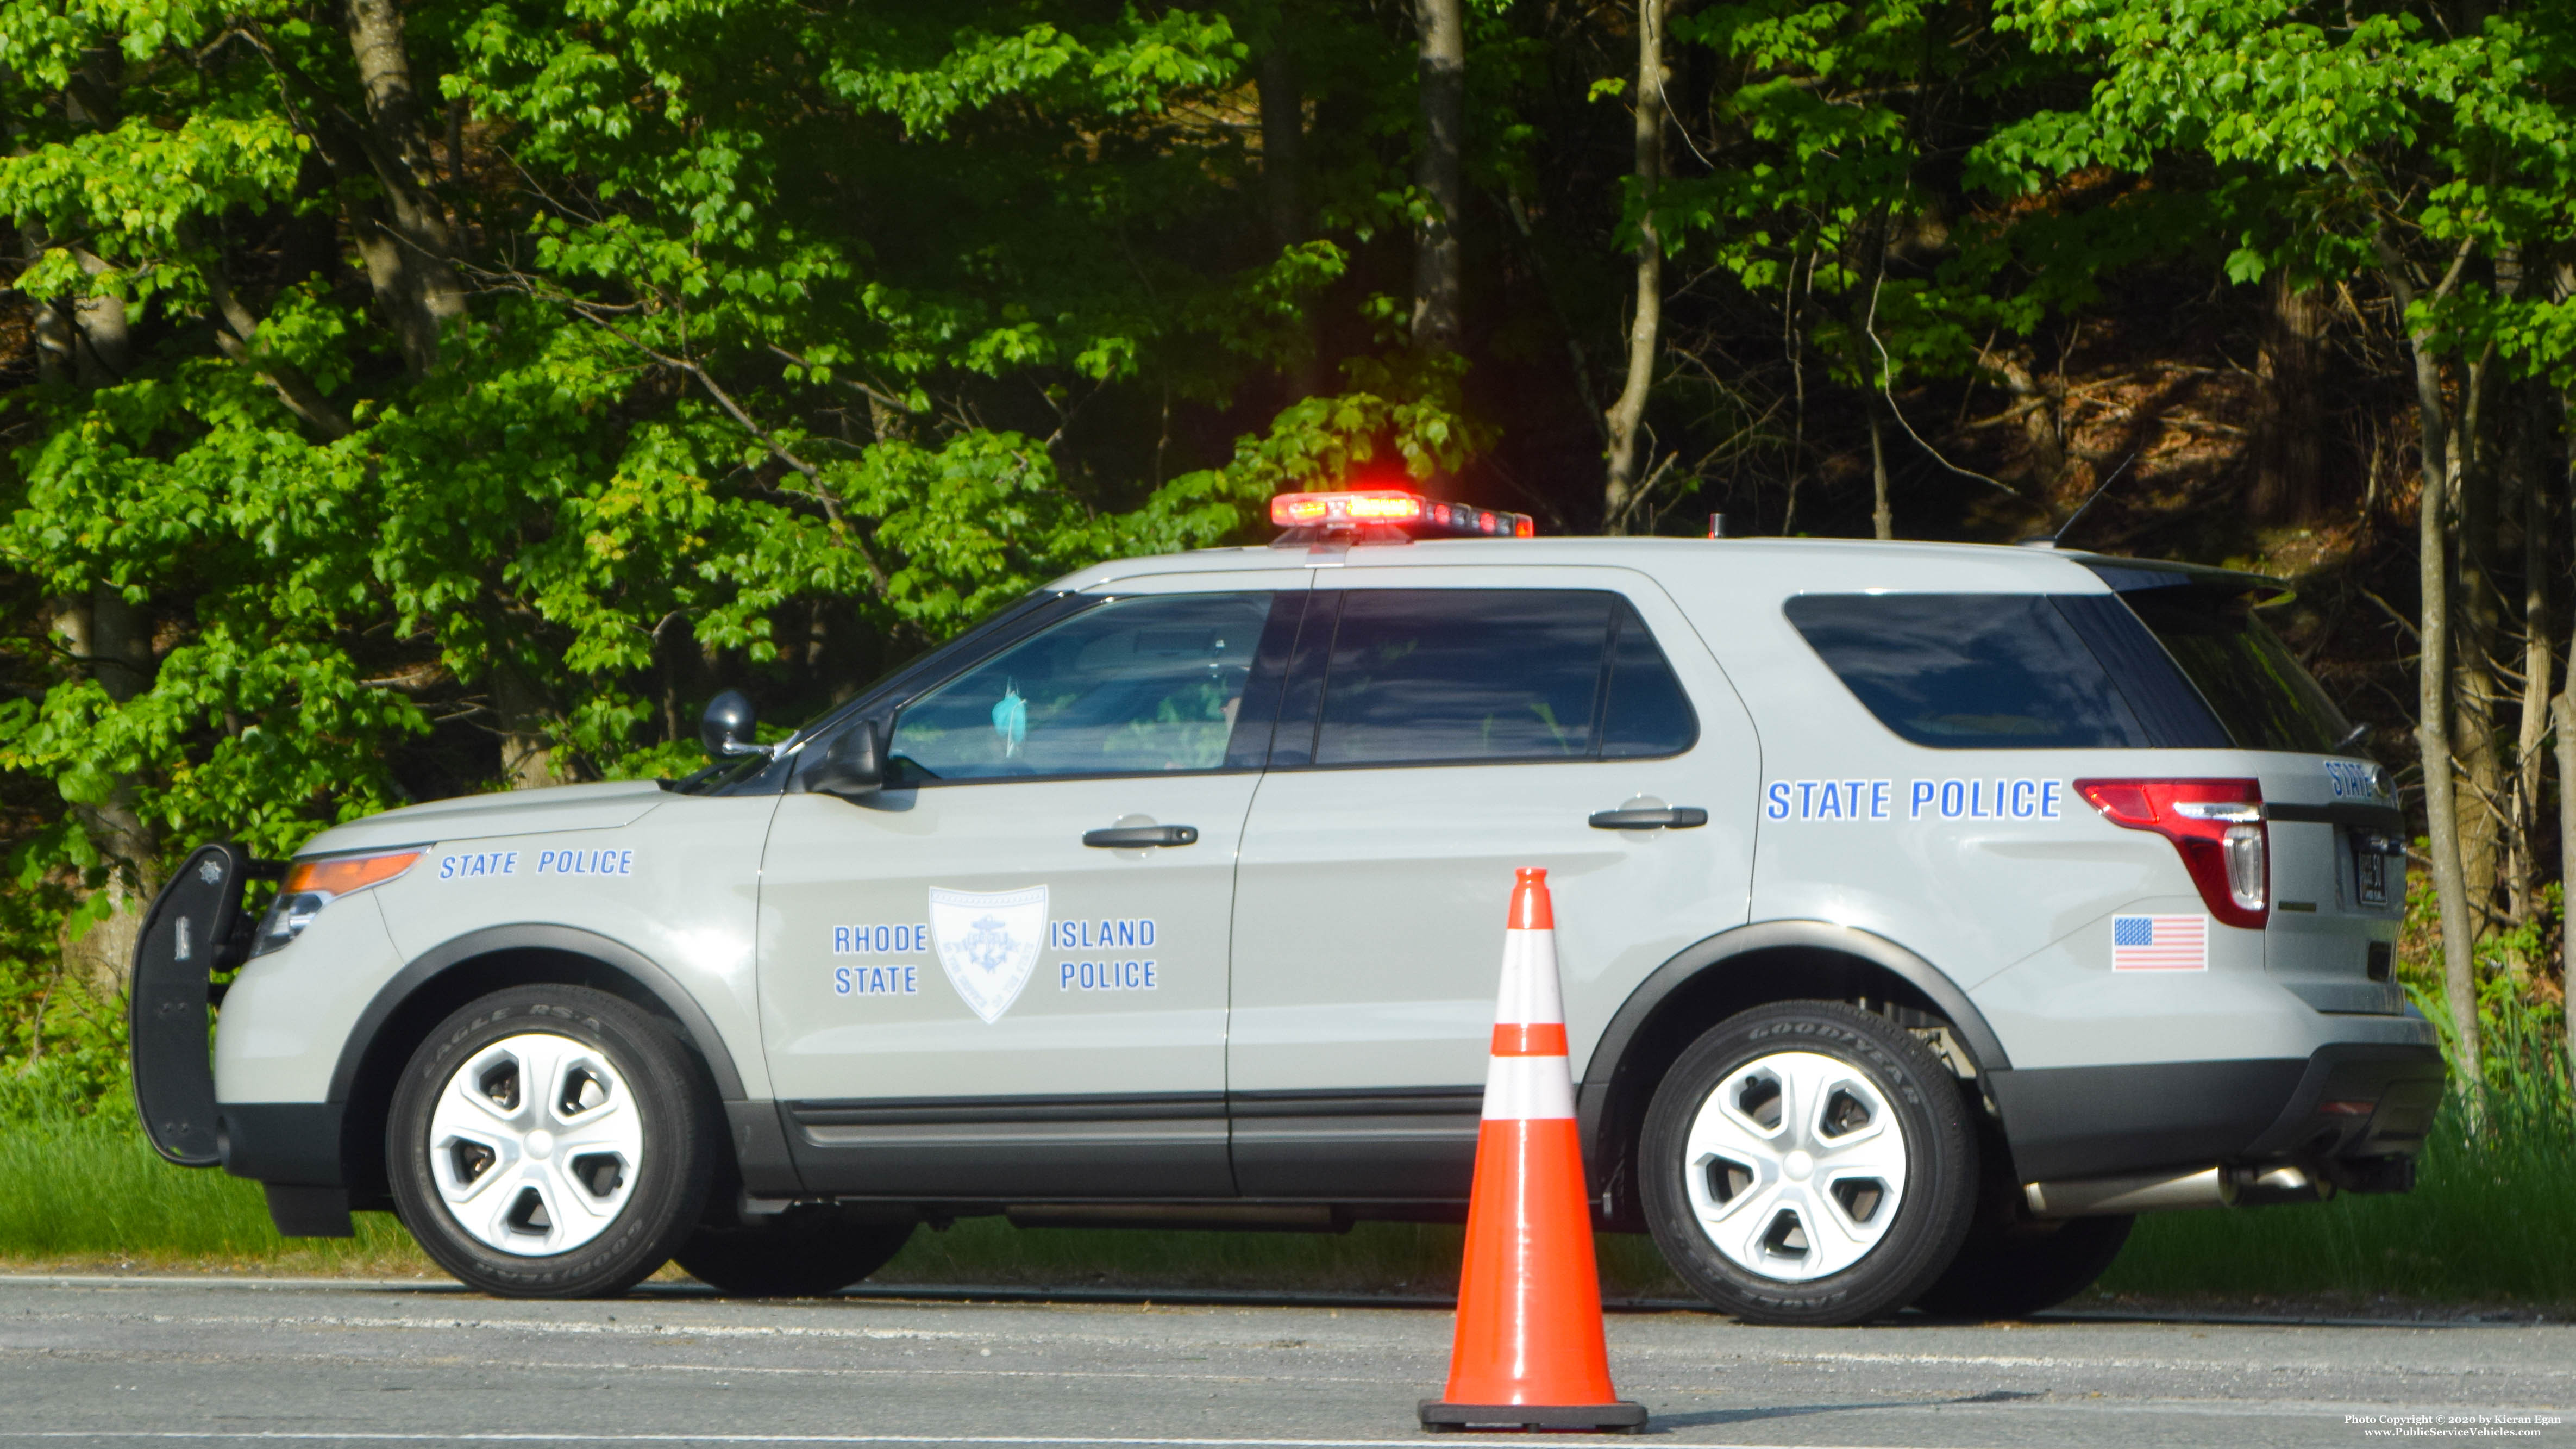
left=0, top=0, right=2571, bottom=1128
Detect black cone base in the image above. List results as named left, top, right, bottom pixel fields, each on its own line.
left=1419, top=1399, right=1649, bottom=1432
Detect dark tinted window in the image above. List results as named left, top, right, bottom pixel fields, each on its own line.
left=1787, top=594, right=2151, bottom=750
left=1602, top=601, right=1698, bottom=758
left=1315, top=591, right=1613, bottom=766
left=888, top=592, right=1275, bottom=780
left=2120, top=589, right=2351, bottom=753
left=2051, top=594, right=2233, bottom=748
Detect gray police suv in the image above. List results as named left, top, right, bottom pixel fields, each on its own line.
left=131, top=501, right=2442, bottom=1322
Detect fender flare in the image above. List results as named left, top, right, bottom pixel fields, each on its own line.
left=1577, top=920, right=2011, bottom=1148
left=327, top=922, right=750, bottom=1104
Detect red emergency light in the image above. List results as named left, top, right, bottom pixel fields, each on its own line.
left=1269, top=490, right=1535, bottom=541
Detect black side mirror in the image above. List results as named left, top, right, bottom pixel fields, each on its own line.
left=806, top=720, right=885, bottom=798
left=700, top=689, right=765, bottom=759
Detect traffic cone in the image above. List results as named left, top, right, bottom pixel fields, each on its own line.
left=1420, top=868, right=1647, bottom=1433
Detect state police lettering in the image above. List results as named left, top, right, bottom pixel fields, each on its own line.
left=1051, top=917, right=1159, bottom=992
left=1765, top=779, right=2064, bottom=821
left=834, top=964, right=920, bottom=996
left=833, top=923, right=930, bottom=955
left=437, top=850, right=519, bottom=879
left=534, top=847, right=635, bottom=876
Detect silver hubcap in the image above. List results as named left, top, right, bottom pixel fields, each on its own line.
left=1682, top=1050, right=1908, bottom=1282
left=427, top=1032, right=643, bottom=1256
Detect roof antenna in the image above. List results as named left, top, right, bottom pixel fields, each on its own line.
left=2017, top=452, right=2138, bottom=550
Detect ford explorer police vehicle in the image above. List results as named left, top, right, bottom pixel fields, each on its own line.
left=129, top=491, right=2443, bottom=1323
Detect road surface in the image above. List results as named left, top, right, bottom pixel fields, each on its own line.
left=0, top=1275, right=2565, bottom=1447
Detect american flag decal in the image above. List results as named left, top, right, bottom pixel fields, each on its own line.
left=2111, top=914, right=2208, bottom=971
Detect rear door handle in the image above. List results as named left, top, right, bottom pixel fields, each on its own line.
left=1589, top=807, right=1708, bottom=830
left=1082, top=825, right=1200, bottom=848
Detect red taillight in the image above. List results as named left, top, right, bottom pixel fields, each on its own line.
left=2075, top=778, right=2268, bottom=929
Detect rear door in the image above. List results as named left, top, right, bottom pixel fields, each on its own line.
left=1225, top=565, right=1758, bottom=1201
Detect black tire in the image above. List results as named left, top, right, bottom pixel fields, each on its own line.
left=675, top=1209, right=917, bottom=1297
left=1911, top=1214, right=2134, bottom=1320
left=1639, top=1001, right=1978, bottom=1326
left=387, top=985, right=719, bottom=1298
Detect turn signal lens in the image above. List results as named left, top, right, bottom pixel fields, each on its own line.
left=2075, top=778, right=2268, bottom=929
left=252, top=849, right=422, bottom=958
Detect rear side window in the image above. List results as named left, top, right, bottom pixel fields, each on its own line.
left=2120, top=589, right=2351, bottom=753
left=1786, top=594, right=2152, bottom=750
left=1303, top=590, right=1696, bottom=767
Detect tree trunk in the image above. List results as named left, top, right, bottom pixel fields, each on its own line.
left=1868, top=397, right=1894, bottom=540
left=2452, top=353, right=2508, bottom=915
left=1601, top=0, right=1666, bottom=537
left=2510, top=384, right=2549, bottom=923
left=336, top=0, right=467, bottom=374
left=53, top=585, right=161, bottom=1001
left=491, top=657, right=556, bottom=790
left=2386, top=254, right=2484, bottom=1100
left=2554, top=690, right=2576, bottom=1116
left=1409, top=0, right=1464, bottom=351
left=2252, top=274, right=2325, bottom=524
left=1257, top=42, right=1321, bottom=402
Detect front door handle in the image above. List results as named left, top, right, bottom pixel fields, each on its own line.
left=1589, top=807, right=1708, bottom=830
left=1083, top=825, right=1200, bottom=848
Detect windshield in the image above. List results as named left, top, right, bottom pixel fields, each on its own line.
left=2118, top=588, right=2352, bottom=754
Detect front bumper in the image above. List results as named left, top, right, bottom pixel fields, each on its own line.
left=1987, top=1041, right=2445, bottom=1186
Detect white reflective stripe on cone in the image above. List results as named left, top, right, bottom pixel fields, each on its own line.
left=1481, top=1052, right=1577, bottom=1121
left=1494, top=929, right=1566, bottom=1027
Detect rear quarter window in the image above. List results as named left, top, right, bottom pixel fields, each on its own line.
left=1785, top=594, right=2153, bottom=750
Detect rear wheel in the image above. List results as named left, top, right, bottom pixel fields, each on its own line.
left=1639, top=1001, right=1978, bottom=1326
left=387, top=985, right=718, bottom=1298
left=676, top=1209, right=917, bottom=1297
left=1911, top=1214, right=2134, bottom=1320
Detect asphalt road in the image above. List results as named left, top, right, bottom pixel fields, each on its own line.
left=0, top=1275, right=2566, bottom=1448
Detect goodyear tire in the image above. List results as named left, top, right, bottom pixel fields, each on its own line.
left=388, top=985, right=719, bottom=1298
left=675, top=1210, right=917, bottom=1297
left=1640, top=1001, right=1977, bottom=1326
left=1911, top=1214, right=2133, bottom=1320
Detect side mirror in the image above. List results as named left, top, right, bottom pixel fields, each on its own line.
left=700, top=689, right=766, bottom=759
left=806, top=721, right=885, bottom=798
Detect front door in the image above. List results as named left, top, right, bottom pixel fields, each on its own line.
left=760, top=576, right=1307, bottom=1199
left=1227, top=566, right=1758, bottom=1201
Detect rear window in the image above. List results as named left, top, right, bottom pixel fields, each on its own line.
left=2119, top=589, right=2351, bottom=753
left=1785, top=594, right=2151, bottom=750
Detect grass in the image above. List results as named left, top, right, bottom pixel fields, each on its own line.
left=3, top=1085, right=2566, bottom=1311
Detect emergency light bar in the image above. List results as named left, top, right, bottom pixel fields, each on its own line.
left=1269, top=490, right=1535, bottom=541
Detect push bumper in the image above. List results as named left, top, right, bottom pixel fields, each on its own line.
left=1987, top=1041, right=2445, bottom=1188
left=129, top=842, right=356, bottom=1238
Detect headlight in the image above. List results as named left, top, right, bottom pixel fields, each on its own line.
left=250, top=850, right=423, bottom=958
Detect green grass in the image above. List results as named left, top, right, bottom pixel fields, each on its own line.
left=3, top=1088, right=2566, bottom=1309
left=0, top=1103, right=426, bottom=1274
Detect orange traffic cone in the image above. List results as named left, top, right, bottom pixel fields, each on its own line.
left=1420, top=868, right=1646, bottom=1433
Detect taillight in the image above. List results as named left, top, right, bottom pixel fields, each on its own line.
left=2075, top=778, right=2267, bottom=929
left=250, top=848, right=423, bottom=958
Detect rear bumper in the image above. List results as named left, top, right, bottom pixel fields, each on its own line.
left=1988, top=1042, right=2445, bottom=1184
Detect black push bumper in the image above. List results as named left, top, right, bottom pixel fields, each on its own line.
left=128, top=845, right=353, bottom=1236
left=1987, top=1042, right=2446, bottom=1187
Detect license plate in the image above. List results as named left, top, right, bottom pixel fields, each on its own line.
left=2356, top=850, right=2389, bottom=907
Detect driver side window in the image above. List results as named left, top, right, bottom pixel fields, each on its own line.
left=887, top=592, right=1277, bottom=783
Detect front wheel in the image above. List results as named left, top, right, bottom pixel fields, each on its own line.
left=1639, top=1001, right=1978, bottom=1326
left=387, top=985, right=719, bottom=1297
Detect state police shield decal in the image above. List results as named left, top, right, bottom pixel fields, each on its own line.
left=927, top=885, right=1048, bottom=1024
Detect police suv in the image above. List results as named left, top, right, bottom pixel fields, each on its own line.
left=130, top=491, right=2443, bottom=1323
